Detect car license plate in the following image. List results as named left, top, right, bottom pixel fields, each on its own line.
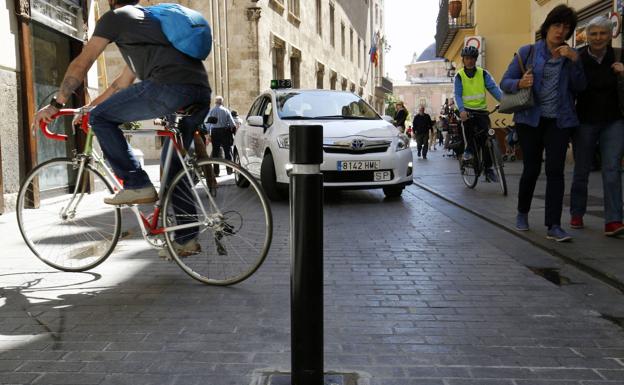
left=373, top=171, right=391, bottom=181
left=337, top=160, right=380, bottom=171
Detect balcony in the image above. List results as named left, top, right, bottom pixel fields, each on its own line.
left=435, top=0, right=474, bottom=57
left=375, top=76, right=393, bottom=96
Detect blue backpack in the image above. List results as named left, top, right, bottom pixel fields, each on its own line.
left=143, top=3, right=212, bottom=60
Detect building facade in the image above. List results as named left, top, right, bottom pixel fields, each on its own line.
left=1, top=0, right=99, bottom=213
left=99, top=0, right=392, bottom=116
left=393, top=46, right=453, bottom=120
left=0, top=0, right=392, bottom=212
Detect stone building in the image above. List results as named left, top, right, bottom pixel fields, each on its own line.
left=393, top=43, right=453, bottom=120
left=0, top=0, right=391, bottom=212
left=99, top=0, right=392, bottom=115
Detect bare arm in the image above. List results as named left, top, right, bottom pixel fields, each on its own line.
left=55, top=36, right=110, bottom=105
left=35, top=36, right=110, bottom=125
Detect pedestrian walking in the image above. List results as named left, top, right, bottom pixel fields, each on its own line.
left=501, top=4, right=586, bottom=242
left=436, top=117, right=445, bottom=147
left=570, top=15, right=624, bottom=237
left=429, top=117, right=438, bottom=151
left=204, top=96, right=236, bottom=175
left=393, top=101, right=408, bottom=134
left=412, top=106, right=433, bottom=159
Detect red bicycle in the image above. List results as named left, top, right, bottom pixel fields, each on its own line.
left=16, top=107, right=272, bottom=285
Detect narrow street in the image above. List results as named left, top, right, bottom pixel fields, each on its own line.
left=1, top=155, right=624, bottom=384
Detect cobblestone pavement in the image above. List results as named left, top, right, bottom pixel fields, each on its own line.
left=411, top=146, right=624, bottom=291
left=2, top=163, right=624, bottom=384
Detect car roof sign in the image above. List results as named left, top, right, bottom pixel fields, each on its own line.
left=271, top=79, right=292, bottom=89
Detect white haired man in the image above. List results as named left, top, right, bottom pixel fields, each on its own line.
left=204, top=96, right=236, bottom=175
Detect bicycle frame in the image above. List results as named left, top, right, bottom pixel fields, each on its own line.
left=40, top=109, right=219, bottom=248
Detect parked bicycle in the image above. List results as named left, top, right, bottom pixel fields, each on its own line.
left=459, top=105, right=508, bottom=195
left=16, top=107, right=272, bottom=286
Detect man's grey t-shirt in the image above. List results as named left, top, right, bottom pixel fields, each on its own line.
left=93, top=5, right=209, bottom=88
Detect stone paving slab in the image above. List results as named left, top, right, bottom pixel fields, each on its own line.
left=1, top=162, right=624, bottom=383
left=411, top=147, right=624, bottom=291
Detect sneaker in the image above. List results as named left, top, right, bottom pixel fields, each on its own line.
left=516, top=212, right=529, bottom=231
left=159, top=238, right=201, bottom=260
left=546, top=225, right=572, bottom=242
left=462, top=150, right=473, bottom=161
left=104, top=186, right=157, bottom=205
left=485, top=168, right=498, bottom=183
left=605, top=222, right=624, bottom=237
left=423, top=155, right=427, bottom=160
left=417, top=151, right=421, bottom=158
left=570, top=215, right=584, bottom=229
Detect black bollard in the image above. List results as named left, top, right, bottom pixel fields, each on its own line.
left=289, top=125, right=324, bottom=385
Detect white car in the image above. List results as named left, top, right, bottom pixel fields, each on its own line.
left=232, top=87, right=413, bottom=200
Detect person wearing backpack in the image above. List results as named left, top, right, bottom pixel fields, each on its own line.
left=34, top=0, right=212, bottom=255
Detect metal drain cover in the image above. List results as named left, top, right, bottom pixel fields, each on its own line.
left=252, top=371, right=363, bottom=385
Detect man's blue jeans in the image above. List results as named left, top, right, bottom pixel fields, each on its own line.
left=570, top=119, right=624, bottom=223
left=600, top=120, right=624, bottom=224
left=89, top=80, right=211, bottom=241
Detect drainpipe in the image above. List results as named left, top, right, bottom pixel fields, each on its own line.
left=247, top=6, right=262, bottom=96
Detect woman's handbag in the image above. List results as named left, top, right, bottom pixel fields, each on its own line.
left=499, top=45, right=534, bottom=114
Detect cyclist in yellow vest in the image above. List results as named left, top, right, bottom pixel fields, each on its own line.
left=454, top=46, right=502, bottom=182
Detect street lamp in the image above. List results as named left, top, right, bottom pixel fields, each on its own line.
left=444, top=59, right=456, bottom=78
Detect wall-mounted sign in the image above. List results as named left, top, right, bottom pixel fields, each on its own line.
left=464, top=36, right=485, bottom=68
left=31, top=0, right=85, bottom=40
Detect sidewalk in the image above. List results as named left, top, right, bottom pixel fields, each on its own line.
left=411, top=145, right=624, bottom=291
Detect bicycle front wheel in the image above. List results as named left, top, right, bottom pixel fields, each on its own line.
left=162, top=158, right=272, bottom=285
left=16, top=158, right=121, bottom=271
left=459, top=156, right=479, bottom=189
left=490, top=139, right=508, bottom=196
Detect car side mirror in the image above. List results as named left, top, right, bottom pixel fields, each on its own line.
left=247, top=115, right=264, bottom=127
left=205, top=116, right=218, bottom=124
left=382, top=115, right=393, bottom=123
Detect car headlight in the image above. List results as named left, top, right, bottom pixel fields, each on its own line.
left=277, top=134, right=290, bottom=149
left=395, top=134, right=409, bottom=151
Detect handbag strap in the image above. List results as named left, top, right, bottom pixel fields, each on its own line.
left=515, top=45, right=534, bottom=74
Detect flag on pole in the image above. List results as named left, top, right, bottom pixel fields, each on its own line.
left=369, top=32, right=379, bottom=66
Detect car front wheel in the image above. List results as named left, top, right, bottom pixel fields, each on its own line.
left=383, top=185, right=404, bottom=198
left=261, top=153, right=286, bottom=201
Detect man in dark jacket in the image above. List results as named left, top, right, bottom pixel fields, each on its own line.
left=412, top=106, right=433, bottom=159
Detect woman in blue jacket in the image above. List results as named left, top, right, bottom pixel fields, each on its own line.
left=500, top=4, right=586, bottom=242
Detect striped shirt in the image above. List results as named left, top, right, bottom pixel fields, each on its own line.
left=539, top=57, right=563, bottom=118
left=204, top=105, right=235, bottom=132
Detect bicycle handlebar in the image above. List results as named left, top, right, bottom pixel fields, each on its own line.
left=39, top=108, right=91, bottom=142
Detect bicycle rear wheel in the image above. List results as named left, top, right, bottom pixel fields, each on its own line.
left=490, top=139, right=508, bottom=196
left=162, top=158, right=273, bottom=285
left=16, top=158, right=121, bottom=271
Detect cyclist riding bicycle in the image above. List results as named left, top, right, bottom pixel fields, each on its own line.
left=454, top=46, right=503, bottom=182
left=34, top=0, right=211, bottom=255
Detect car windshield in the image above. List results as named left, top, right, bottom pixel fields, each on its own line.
left=276, top=91, right=379, bottom=120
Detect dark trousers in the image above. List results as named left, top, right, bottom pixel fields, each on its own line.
left=463, top=112, right=492, bottom=168
left=517, top=118, right=571, bottom=227
left=210, top=127, right=233, bottom=174
left=415, top=132, right=429, bottom=157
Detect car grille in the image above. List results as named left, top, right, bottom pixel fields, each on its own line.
left=323, top=146, right=389, bottom=154
left=323, top=170, right=394, bottom=183
left=323, top=139, right=392, bottom=154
